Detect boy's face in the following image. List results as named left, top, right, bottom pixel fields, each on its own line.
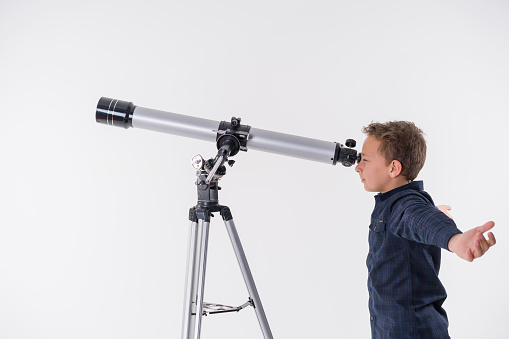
left=355, top=135, right=397, bottom=193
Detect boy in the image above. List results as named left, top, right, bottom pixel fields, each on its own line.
left=355, top=121, right=496, bottom=338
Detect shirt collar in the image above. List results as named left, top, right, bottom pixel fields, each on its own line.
left=375, top=180, right=424, bottom=202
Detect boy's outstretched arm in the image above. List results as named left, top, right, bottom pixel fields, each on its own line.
left=448, top=222, right=496, bottom=262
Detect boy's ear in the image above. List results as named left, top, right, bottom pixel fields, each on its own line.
left=389, top=160, right=403, bottom=178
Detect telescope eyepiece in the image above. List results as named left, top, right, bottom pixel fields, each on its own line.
left=96, top=97, right=136, bottom=128
left=334, top=139, right=359, bottom=167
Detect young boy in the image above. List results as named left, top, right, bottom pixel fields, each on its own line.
left=355, top=121, right=496, bottom=338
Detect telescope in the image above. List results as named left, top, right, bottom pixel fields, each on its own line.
left=95, top=97, right=360, bottom=339
left=95, top=97, right=360, bottom=172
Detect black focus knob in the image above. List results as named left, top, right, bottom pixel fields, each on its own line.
left=231, top=117, right=241, bottom=127
left=345, top=139, right=356, bottom=148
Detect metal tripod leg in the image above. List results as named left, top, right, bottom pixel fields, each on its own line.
left=181, top=206, right=273, bottom=339
left=222, top=213, right=274, bottom=339
left=182, top=218, right=210, bottom=339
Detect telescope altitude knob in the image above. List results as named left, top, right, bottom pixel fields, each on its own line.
left=345, top=139, right=356, bottom=148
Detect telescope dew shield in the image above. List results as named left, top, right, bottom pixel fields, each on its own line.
left=96, top=97, right=136, bottom=128
left=95, top=97, right=359, bottom=166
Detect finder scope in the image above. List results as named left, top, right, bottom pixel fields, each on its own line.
left=96, top=97, right=360, bottom=167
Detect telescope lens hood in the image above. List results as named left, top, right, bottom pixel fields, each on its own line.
left=96, top=97, right=135, bottom=128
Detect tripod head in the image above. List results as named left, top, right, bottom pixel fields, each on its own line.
left=191, top=153, right=226, bottom=212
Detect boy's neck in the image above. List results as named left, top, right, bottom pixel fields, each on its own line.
left=380, top=177, right=412, bottom=194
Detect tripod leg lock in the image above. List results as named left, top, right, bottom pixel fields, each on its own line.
left=220, top=206, right=233, bottom=221
left=189, top=207, right=212, bottom=222
left=188, top=207, right=198, bottom=222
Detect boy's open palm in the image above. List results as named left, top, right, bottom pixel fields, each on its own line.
left=448, top=221, right=496, bottom=262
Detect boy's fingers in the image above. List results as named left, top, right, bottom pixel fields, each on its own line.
left=474, top=239, right=484, bottom=257
left=478, top=234, right=491, bottom=254
left=465, top=248, right=474, bottom=262
left=487, top=232, right=496, bottom=246
left=478, top=221, right=495, bottom=233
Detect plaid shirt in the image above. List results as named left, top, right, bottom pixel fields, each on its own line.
left=367, top=181, right=462, bottom=339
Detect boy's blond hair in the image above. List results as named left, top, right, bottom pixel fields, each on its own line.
left=362, top=121, right=426, bottom=181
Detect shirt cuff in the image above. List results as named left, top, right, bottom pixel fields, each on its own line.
left=434, top=219, right=463, bottom=251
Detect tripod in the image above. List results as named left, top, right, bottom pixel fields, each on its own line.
left=181, top=155, right=274, bottom=339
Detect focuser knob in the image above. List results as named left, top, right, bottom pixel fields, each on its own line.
left=345, top=139, right=356, bottom=148
left=231, top=117, right=241, bottom=127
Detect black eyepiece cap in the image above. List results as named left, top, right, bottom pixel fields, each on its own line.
left=96, top=97, right=136, bottom=128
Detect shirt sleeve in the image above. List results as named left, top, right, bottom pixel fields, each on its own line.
left=388, top=194, right=463, bottom=250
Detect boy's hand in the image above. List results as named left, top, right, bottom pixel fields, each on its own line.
left=448, top=221, right=496, bottom=262
left=437, top=205, right=453, bottom=219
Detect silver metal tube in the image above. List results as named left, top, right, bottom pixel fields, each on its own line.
left=249, top=127, right=336, bottom=164
left=205, top=155, right=224, bottom=184
left=181, top=220, right=210, bottom=339
left=133, top=107, right=218, bottom=142
left=132, top=107, right=336, bottom=164
left=193, top=220, right=210, bottom=339
left=182, top=221, right=198, bottom=339
left=224, top=219, right=274, bottom=339
left=131, top=108, right=337, bottom=164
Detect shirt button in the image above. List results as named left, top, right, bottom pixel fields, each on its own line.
left=370, top=316, right=374, bottom=321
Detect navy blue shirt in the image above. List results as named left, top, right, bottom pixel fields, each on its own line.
left=367, top=181, right=462, bottom=339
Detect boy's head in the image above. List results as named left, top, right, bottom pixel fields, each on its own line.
left=355, top=121, right=426, bottom=193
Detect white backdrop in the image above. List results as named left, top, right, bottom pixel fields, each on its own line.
left=0, top=1, right=507, bottom=338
